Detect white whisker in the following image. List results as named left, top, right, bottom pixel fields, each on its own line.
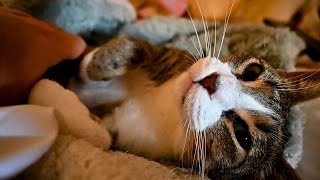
left=211, top=0, right=218, bottom=57
left=277, top=82, right=320, bottom=91
left=185, top=8, right=205, bottom=58
left=278, top=71, right=320, bottom=86
left=213, top=7, right=217, bottom=58
left=180, top=116, right=192, bottom=166
left=181, top=19, right=204, bottom=59
left=217, top=0, right=236, bottom=59
left=194, top=0, right=210, bottom=57
left=178, top=51, right=197, bottom=65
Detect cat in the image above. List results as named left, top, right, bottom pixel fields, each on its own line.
left=65, top=36, right=320, bottom=179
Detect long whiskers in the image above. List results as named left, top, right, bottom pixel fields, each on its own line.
left=178, top=51, right=198, bottom=65
left=181, top=19, right=204, bottom=59
left=194, top=0, right=212, bottom=58
left=185, top=9, right=205, bottom=58
left=276, top=70, right=320, bottom=90
left=212, top=3, right=217, bottom=57
left=179, top=115, right=192, bottom=166
left=217, top=0, right=236, bottom=59
left=277, top=82, right=320, bottom=91
left=277, top=71, right=320, bottom=87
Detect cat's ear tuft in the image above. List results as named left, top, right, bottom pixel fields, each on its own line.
left=277, top=70, right=320, bottom=105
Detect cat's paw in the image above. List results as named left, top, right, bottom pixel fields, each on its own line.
left=80, top=37, right=137, bottom=81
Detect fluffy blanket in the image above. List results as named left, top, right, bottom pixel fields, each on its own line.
left=2, top=0, right=306, bottom=179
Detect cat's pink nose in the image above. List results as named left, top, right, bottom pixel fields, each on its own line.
left=199, top=73, right=219, bottom=95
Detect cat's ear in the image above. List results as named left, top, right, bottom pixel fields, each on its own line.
left=277, top=71, right=320, bottom=105
left=264, top=157, right=301, bottom=180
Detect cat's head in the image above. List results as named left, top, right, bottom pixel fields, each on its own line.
left=174, top=54, right=320, bottom=179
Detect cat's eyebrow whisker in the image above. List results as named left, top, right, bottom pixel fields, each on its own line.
left=282, top=69, right=320, bottom=81
left=270, top=136, right=287, bottom=146
left=277, top=82, right=320, bottom=91
left=217, top=0, right=236, bottom=59
left=179, top=51, right=194, bottom=61
left=179, top=52, right=197, bottom=65
left=182, top=59, right=195, bottom=66
left=256, top=127, right=288, bottom=146
left=269, top=132, right=289, bottom=145
left=276, top=79, right=312, bottom=88
left=278, top=70, right=320, bottom=86
left=178, top=47, right=198, bottom=63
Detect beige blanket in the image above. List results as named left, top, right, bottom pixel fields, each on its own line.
left=20, top=79, right=201, bottom=179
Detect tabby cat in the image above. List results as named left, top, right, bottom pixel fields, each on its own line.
left=67, top=36, right=320, bottom=179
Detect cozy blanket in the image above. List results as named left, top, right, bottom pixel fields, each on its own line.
left=1, top=0, right=306, bottom=179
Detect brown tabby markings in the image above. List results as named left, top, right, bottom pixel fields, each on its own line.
left=87, top=36, right=192, bottom=84
left=73, top=36, right=320, bottom=179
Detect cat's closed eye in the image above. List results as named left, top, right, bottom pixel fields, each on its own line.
left=241, top=63, right=264, bottom=81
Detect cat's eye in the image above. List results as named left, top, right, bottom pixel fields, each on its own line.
left=233, top=116, right=251, bottom=151
left=241, top=63, right=264, bottom=81
left=224, top=111, right=252, bottom=151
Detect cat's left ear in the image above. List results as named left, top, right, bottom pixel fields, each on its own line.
left=277, top=71, right=320, bottom=105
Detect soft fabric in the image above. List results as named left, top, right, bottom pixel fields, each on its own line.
left=1, top=0, right=136, bottom=43
left=28, top=80, right=111, bottom=149
left=22, top=79, right=201, bottom=180
left=0, top=0, right=307, bottom=179
left=0, top=105, right=58, bottom=179
left=22, top=135, right=201, bottom=180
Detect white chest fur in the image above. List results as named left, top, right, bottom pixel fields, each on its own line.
left=103, top=74, right=186, bottom=160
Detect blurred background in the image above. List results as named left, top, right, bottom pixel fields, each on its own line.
left=131, top=0, right=320, bottom=62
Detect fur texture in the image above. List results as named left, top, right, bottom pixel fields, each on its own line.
left=68, top=36, right=320, bottom=179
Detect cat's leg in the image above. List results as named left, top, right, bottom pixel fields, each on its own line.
left=68, top=36, right=162, bottom=109
left=80, top=36, right=161, bottom=81
left=70, top=36, right=192, bottom=109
